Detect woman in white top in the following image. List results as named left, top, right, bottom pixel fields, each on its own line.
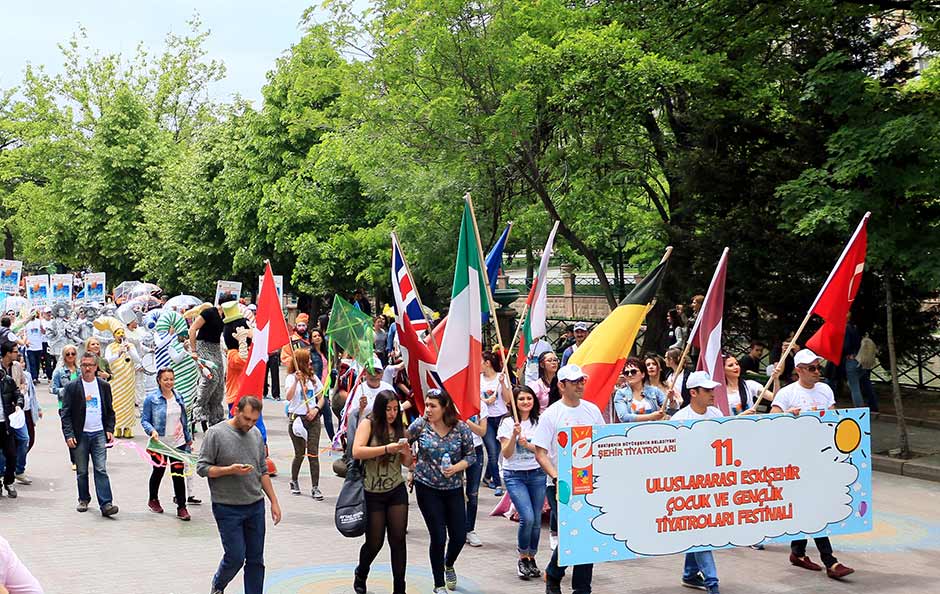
left=498, top=385, right=546, bottom=581
left=464, top=398, right=488, bottom=547
left=723, top=355, right=776, bottom=414
left=141, top=368, right=193, bottom=520
left=480, top=351, right=511, bottom=495
left=285, top=348, right=326, bottom=499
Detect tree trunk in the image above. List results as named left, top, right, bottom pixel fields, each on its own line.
left=883, top=270, right=910, bottom=458
left=3, top=227, right=13, bottom=260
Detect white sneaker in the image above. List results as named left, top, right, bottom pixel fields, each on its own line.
left=466, top=531, right=482, bottom=547
left=550, top=531, right=558, bottom=550
left=14, top=474, right=32, bottom=485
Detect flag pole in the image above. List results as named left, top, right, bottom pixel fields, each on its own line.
left=751, top=213, right=870, bottom=411
left=392, top=231, right=441, bottom=354
left=464, top=193, right=518, bottom=420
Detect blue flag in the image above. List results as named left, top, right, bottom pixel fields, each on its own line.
left=483, top=223, right=511, bottom=324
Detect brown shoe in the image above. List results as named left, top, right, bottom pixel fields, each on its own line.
left=789, top=553, right=823, bottom=571
left=827, top=563, right=855, bottom=579
left=148, top=499, right=164, bottom=514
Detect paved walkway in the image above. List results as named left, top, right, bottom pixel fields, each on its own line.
left=1, top=385, right=939, bottom=594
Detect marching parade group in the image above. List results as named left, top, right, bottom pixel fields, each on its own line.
left=0, top=285, right=868, bottom=594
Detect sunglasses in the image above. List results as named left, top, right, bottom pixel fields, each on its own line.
left=562, top=378, right=586, bottom=385
left=623, top=369, right=640, bottom=376
left=800, top=364, right=822, bottom=373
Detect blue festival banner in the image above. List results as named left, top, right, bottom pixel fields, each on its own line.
left=0, top=260, right=22, bottom=295
left=556, top=409, right=872, bottom=566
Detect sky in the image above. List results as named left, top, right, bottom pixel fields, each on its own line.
left=0, top=0, right=328, bottom=105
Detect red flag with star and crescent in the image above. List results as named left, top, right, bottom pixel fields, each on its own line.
left=236, top=262, right=291, bottom=404
left=804, top=213, right=870, bottom=363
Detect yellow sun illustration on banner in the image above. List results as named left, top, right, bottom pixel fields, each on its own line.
left=835, top=418, right=862, bottom=454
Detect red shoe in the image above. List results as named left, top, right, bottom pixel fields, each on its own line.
left=177, top=508, right=191, bottom=521
left=148, top=499, right=164, bottom=514
left=789, top=553, right=823, bottom=571
left=827, top=563, right=854, bottom=579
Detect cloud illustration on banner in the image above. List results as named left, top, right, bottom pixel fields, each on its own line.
left=585, top=415, right=858, bottom=556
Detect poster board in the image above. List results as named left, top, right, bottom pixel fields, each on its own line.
left=84, top=272, right=106, bottom=303
left=0, top=260, right=22, bottom=295
left=259, top=274, right=284, bottom=305
left=556, top=410, right=872, bottom=566
left=26, top=275, right=50, bottom=307
left=51, top=273, right=74, bottom=302
left=214, top=280, right=242, bottom=305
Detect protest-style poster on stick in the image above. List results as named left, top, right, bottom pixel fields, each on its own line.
left=26, top=274, right=50, bottom=307
left=51, top=273, right=73, bottom=301
left=0, top=260, right=22, bottom=295
left=556, top=410, right=872, bottom=566
left=258, top=274, right=283, bottom=305
left=214, top=280, right=242, bottom=305
left=84, top=272, right=106, bottom=303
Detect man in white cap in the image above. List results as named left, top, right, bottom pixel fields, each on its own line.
left=670, top=370, right=723, bottom=593
left=771, top=349, right=854, bottom=580
left=343, top=356, right=395, bottom=465
left=533, top=363, right=604, bottom=594
left=561, top=322, right=589, bottom=366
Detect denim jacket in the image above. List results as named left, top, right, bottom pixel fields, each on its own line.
left=141, top=390, right=192, bottom=447
left=614, top=385, right=666, bottom=423
left=51, top=367, right=80, bottom=401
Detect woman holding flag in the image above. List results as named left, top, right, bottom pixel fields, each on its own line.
left=480, top=351, right=511, bottom=496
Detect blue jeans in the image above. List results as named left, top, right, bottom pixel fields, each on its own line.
left=482, top=413, right=504, bottom=486
left=504, top=468, right=547, bottom=556
left=212, top=499, right=266, bottom=594
left=26, top=350, right=42, bottom=384
left=860, top=368, right=878, bottom=411
left=844, top=358, right=865, bottom=408
left=684, top=551, right=718, bottom=588
left=465, top=445, right=484, bottom=532
left=0, top=423, right=28, bottom=476
left=74, top=431, right=113, bottom=509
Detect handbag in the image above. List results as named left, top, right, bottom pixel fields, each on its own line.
left=334, top=459, right=366, bottom=537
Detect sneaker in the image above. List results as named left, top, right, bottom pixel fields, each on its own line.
left=750, top=544, right=765, bottom=550
left=76, top=500, right=89, bottom=513
left=517, top=558, right=530, bottom=580
left=177, top=508, right=191, bottom=521
left=312, top=487, right=324, bottom=500
left=550, top=532, right=558, bottom=550
left=353, top=568, right=367, bottom=594
left=289, top=480, right=301, bottom=495
left=101, top=503, right=119, bottom=517
left=187, top=496, right=203, bottom=505
left=545, top=578, right=562, bottom=594
left=466, top=531, right=483, bottom=547
left=494, top=486, right=505, bottom=497
left=148, top=499, right=164, bottom=514
left=526, top=558, right=541, bottom=578
left=14, top=474, right=32, bottom=485
left=706, top=587, right=721, bottom=594
left=433, top=588, right=448, bottom=594
left=4, top=484, right=16, bottom=499
left=484, top=479, right=496, bottom=490
left=444, top=565, right=457, bottom=590
left=682, top=574, right=707, bottom=590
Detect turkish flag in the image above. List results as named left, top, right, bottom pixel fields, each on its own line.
left=805, top=214, right=869, bottom=363
left=236, top=262, right=291, bottom=403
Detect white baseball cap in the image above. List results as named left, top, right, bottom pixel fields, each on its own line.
left=793, top=349, right=822, bottom=367
left=687, top=370, right=720, bottom=390
left=558, top=363, right=589, bottom=382
left=573, top=322, right=589, bottom=332
left=369, top=355, right=385, bottom=371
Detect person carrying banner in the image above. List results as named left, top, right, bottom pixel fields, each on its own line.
left=533, top=364, right=605, bottom=594
left=770, top=349, right=855, bottom=580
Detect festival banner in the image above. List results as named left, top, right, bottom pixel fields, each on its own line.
left=84, top=272, right=106, bottom=303
left=26, top=275, right=50, bottom=307
left=0, top=260, right=22, bottom=295
left=51, top=273, right=73, bottom=302
left=214, top=280, right=242, bottom=305
left=258, top=274, right=283, bottom=305
left=556, top=410, right=872, bottom=566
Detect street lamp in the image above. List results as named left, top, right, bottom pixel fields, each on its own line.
left=613, top=225, right=627, bottom=301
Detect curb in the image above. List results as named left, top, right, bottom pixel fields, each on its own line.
left=872, top=453, right=940, bottom=483
left=870, top=412, right=940, bottom=431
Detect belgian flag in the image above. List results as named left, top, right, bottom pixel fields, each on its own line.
left=569, top=259, right=669, bottom=409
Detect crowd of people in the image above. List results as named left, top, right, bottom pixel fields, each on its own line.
left=0, top=289, right=868, bottom=594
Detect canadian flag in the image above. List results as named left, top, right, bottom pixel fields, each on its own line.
left=236, top=262, right=291, bottom=403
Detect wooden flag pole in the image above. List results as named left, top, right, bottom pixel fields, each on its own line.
left=464, top=193, right=518, bottom=420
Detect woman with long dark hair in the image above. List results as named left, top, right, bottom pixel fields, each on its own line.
left=407, top=390, right=477, bottom=594
left=352, top=390, right=414, bottom=594
left=308, top=328, right=336, bottom=440
left=527, top=350, right=559, bottom=409
left=499, top=385, right=546, bottom=580
left=613, top=356, right=667, bottom=423
left=480, top=350, right=511, bottom=496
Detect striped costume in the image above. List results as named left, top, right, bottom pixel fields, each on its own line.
left=106, top=339, right=140, bottom=437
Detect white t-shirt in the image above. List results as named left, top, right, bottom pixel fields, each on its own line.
left=285, top=374, right=324, bottom=415
left=468, top=399, right=489, bottom=448
left=25, top=320, right=44, bottom=351
left=351, top=381, right=395, bottom=418
left=532, top=399, right=605, bottom=468
left=82, top=379, right=103, bottom=433
left=498, top=417, right=540, bottom=471
left=772, top=381, right=835, bottom=413
left=671, top=405, right=723, bottom=421
left=726, top=379, right=765, bottom=413
left=524, top=339, right=554, bottom=383
left=480, top=373, right=509, bottom=418
left=164, top=397, right=186, bottom=447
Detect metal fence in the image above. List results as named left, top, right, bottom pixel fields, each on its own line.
left=490, top=316, right=940, bottom=392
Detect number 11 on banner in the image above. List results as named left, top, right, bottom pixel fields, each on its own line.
left=711, top=438, right=742, bottom=467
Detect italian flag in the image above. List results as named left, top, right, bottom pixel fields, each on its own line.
left=517, top=221, right=560, bottom=370
left=437, top=201, right=491, bottom=419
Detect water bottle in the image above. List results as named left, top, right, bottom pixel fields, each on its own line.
left=441, top=453, right=452, bottom=473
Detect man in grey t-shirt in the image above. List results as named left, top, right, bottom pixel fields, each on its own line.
left=198, top=396, right=282, bottom=594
